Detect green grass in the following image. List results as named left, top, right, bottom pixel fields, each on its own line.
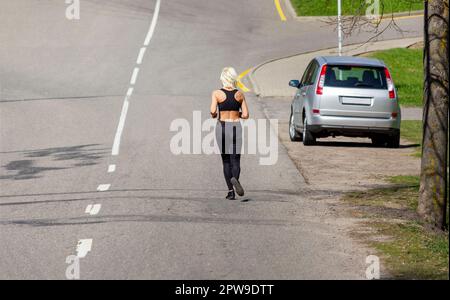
left=388, top=175, right=420, bottom=186
left=344, top=175, right=420, bottom=210
left=290, top=0, right=423, bottom=16
left=367, top=48, right=423, bottom=107
left=401, top=120, right=422, bottom=156
left=343, top=175, right=449, bottom=279
left=371, top=221, right=449, bottom=279
left=401, top=120, right=422, bottom=145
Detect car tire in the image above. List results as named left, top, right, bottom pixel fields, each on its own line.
left=289, top=111, right=302, bottom=142
left=387, top=131, right=400, bottom=148
left=302, top=117, right=316, bottom=146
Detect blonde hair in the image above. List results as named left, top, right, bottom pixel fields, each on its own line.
left=220, top=67, right=238, bottom=89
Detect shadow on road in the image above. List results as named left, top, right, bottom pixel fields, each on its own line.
left=0, top=188, right=311, bottom=209
left=0, top=213, right=293, bottom=228
left=0, top=144, right=107, bottom=180
left=0, top=160, right=66, bottom=180
left=313, top=140, right=420, bottom=149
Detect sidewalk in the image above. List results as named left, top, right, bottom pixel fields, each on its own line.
left=249, top=37, right=422, bottom=98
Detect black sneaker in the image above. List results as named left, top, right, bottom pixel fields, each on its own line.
left=230, top=177, right=244, bottom=197
left=226, top=190, right=235, bottom=200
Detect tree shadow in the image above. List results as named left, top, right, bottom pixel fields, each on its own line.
left=0, top=144, right=107, bottom=180
left=0, top=160, right=66, bottom=180
left=314, top=140, right=420, bottom=149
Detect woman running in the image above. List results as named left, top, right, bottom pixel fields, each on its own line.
left=210, top=67, right=249, bottom=200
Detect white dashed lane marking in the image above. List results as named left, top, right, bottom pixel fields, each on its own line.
left=68, top=1, right=162, bottom=278
left=130, top=67, right=140, bottom=85
left=126, top=87, right=134, bottom=97
left=111, top=0, right=161, bottom=157
left=97, top=184, right=111, bottom=192
left=85, top=204, right=102, bottom=215
left=111, top=98, right=130, bottom=156
left=137, top=47, right=146, bottom=65
left=108, top=164, right=116, bottom=173
left=144, top=0, right=161, bottom=46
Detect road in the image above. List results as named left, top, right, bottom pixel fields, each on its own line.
left=0, top=0, right=422, bottom=279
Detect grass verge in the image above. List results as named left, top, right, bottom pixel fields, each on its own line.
left=401, top=120, right=422, bottom=157
left=290, top=0, right=423, bottom=17
left=367, top=48, right=423, bottom=107
left=343, top=175, right=449, bottom=279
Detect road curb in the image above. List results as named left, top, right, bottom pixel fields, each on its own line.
left=248, top=37, right=422, bottom=98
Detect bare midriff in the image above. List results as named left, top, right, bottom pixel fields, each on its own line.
left=219, top=110, right=240, bottom=122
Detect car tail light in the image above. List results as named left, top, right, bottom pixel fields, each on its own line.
left=316, top=65, right=327, bottom=95
left=312, top=109, right=320, bottom=114
left=384, top=68, right=395, bottom=99
left=391, top=112, right=398, bottom=118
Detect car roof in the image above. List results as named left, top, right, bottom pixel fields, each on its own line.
left=316, top=56, right=386, bottom=68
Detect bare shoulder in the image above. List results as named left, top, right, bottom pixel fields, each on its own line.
left=235, top=90, right=245, bottom=102
left=213, top=89, right=226, bottom=102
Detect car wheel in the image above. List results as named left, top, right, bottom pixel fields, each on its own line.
left=302, top=117, right=316, bottom=146
left=289, top=111, right=302, bottom=142
left=387, top=131, right=400, bottom=148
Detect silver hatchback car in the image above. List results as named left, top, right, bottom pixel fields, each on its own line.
left=288, top=56, right=401, bottom=148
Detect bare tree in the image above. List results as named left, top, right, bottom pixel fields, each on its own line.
left=324, top=0, right=416, bottom=42
left=418, top=0, right=448, bottom=231
left=324, top=0, right=449, bottom=230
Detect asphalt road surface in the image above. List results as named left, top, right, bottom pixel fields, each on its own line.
left=0, top=0, right=421, bottom=279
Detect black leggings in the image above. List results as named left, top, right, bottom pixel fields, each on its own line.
left=216, top=121, right=242, bottom=190
left=221, top=153, right=241, bottom=190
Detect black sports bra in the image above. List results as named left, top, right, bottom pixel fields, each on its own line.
left=218, top=89, right=241, bottom=112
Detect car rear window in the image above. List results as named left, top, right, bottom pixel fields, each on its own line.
left=324, top=65, right=387, bottom=89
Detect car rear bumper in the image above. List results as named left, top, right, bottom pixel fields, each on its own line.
left=308, top=115, right=400, bottom=137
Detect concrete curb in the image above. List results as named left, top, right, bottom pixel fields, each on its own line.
left=248, top=37, right=422, bottom=97
left=387, top=10, right=424, bottom=18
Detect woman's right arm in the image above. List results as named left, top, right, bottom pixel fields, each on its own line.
left=210, top=90, right=218, bottom=118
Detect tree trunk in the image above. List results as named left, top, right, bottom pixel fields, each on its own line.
left=418, top=0, right=449, bottom=230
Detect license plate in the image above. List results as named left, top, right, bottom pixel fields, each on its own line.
left=341, top=97, right=372, bottom=106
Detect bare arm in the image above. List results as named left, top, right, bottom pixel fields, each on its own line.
left=210, top=90, right=218, bottom=118
left=236, top=91, right=249, bottom=119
